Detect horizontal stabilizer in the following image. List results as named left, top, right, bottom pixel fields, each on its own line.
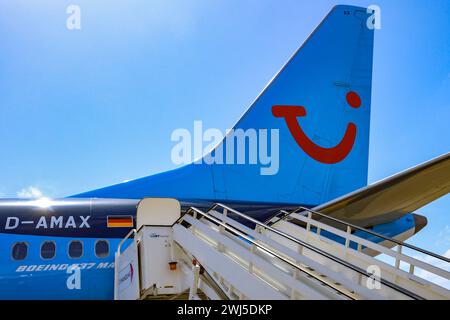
left=313, top=152, right=450, bottom=227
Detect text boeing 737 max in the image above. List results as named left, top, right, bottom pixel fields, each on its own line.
left=0, top=5, right=448, bottom=299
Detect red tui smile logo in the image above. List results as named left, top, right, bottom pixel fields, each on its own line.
left=272, top=91, right=361, bottom=164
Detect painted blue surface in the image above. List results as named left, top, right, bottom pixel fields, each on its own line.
left=0, top=233, right=126, bottom=300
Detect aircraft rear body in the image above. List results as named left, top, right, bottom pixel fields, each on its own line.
left=0, top=5, right=447, bottom=299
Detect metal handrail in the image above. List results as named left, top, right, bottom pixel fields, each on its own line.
left=192, top=204, right=423, bottom=299
left=185, top=207, right=355, bottom=300
left=116, top=228, right=137, bottom=256
left=291, top=206, right=450, bottom=264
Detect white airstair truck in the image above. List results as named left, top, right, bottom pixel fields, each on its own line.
left=114, top=198, right=450, bottom=300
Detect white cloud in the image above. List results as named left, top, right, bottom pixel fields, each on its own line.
left=17, top=186, right=44, bottom=199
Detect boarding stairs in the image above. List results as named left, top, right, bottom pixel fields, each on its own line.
left=114, top=198, right=450, bottom=300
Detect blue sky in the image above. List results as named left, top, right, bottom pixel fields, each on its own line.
left=0, top=0, right=449, bottom=256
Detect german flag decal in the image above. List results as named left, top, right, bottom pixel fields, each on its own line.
left=107, top=216, right=134, bottom=228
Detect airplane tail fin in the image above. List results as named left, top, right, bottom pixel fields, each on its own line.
left=74, top=5, right=375, bottom=205
left=202, top=5, right=375, bottom=204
